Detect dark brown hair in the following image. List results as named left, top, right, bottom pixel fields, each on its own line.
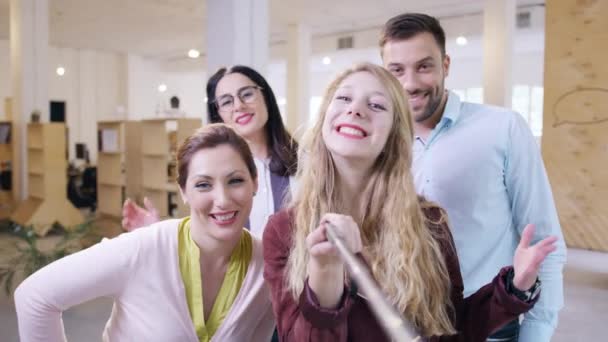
left=206, top=65, right=298, bottom=177
left=380, top=13, right=446, bottom=56
left=176, top=123, right=257, bottom=190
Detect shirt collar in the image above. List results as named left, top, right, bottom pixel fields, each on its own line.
left=253, top=156, right=271, bottom=166
left=414, top=90, right=462, bottom=143
left=440, top=90, right=462, bottom=126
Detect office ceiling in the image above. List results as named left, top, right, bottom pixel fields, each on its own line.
left=0, top=0, right=544, bottom=60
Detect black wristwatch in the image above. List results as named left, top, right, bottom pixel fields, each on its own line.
left=505, top=268, right=541, bottom=303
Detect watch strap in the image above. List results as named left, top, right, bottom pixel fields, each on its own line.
left=505, top=268, right=541, bottom=303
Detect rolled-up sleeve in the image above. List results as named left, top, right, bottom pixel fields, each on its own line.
left=504, top=113, right=566, bottom=342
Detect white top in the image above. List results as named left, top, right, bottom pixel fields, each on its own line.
left=250, top=158, right=294, bottom=238
left=250, top=158, right=275, bottom=238
left=14, top=219, right=275, bottom=342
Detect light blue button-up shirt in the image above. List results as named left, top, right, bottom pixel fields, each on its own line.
left=412, top=91, right=566, bottom=342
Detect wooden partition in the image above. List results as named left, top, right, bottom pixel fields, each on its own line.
left=97, top=120, right=142, bottom=218
left=11, top=123, right=83, bottom=235
left=141, top=118, right=200, bottom=218
left=542, top=0, right=608, bottom=251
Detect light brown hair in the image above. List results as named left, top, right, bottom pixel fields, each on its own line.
left=176, top=123, right=257, bottom=190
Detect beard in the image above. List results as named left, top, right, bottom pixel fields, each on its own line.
left=412, top=82, right=446, bottom=123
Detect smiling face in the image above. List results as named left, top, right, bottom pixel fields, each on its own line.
left=180, top=144, right=257, bottom=241
left=214, top=72, right=269, bottom=140
left=321, top=71, right=394, bottom=164
left=382, top=32, right=450, bottom=124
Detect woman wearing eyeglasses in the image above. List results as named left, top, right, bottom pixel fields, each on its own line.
left=123, top=66, right=298, bottom=238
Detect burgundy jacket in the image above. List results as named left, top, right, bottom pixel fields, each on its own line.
left=262, top=207, right=537, bottom=342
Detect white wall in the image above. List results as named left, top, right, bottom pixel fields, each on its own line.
left=127, top=54, right=207, bottom=121
left=0, top=40, right=128, bottom=162
left=163, top=71, right=207, bottom=119
left=126, top=54, right=161, bottom=120
left=0, top=40, right=11, bottom=121
left=49, top=48, right=128, bottom=162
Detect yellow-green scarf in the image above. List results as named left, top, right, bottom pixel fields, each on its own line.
left=178, top=217, right=252, bottom=341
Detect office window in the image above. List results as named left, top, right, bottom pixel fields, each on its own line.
left=452, top=89, right=466, bottom=100
left=449, top=88, right=483, bottom=103
left=530, top=86, right=544, bottom=136
left=309, top=96, right=323, bottom=126
left=511, top=85, right=544, bottom=137
left=512, top=85, right=531, bottom=121
left=466, top=87, right=484, bottom=104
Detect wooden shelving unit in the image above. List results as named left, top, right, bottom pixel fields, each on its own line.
left=141, top=118, right=200, bottom=218
left=96, top=120, right=142, bottom=219
left=11, top=123, right=83, bottom=235
left=0, top=121, right=13, bottom=218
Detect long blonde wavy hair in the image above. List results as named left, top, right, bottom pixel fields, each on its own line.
left=286, top=63, right=456, bottom=336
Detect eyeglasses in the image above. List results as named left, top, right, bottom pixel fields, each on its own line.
left=212, top=85, right=263, bottom=113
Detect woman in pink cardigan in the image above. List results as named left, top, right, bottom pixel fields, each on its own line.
left=15, top=124, right=274, bottom=341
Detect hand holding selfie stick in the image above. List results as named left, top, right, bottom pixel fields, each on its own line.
left=325, top=222, right=421, bottom=342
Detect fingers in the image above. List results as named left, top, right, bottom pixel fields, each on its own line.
left=122, top=198, right=134, bottom=215
left=309, top=242, right=338, bottom=257
left=518, top=235, right=559, bottom=277
left=529, top=235, right=558, bottom=260
left=306, top=225, right=337, bottom=258
left=321, top=213, right=347, bottom=223
left=122, top=216, right=134, bottom=232
left=307, top=213, right=363, bottom=266
left=321, top=213, right=355, bottom=229
left=306, top=225, right=328, bottom=249
left=533, top=237, right=558, bottom=263
left=320, top=213, right=362, bottom=254
left=122, top=199, right=133, bottom=231
left=143, top=197, right=158, bottom=215
left=519, top=223, right=535, bottom=249
left=122, top=217, right=133, bottom=231
left=536, top=235, right=559, bottom=248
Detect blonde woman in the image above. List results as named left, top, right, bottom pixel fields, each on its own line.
left=262, top=63, right=557, bottom=341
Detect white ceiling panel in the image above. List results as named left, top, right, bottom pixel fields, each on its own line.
left=0, top=0, right=544, bottom=61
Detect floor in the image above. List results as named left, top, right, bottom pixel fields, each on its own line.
left=0, top=235, right=606, bottom=341
left=552, top=248, right=608, bottom=341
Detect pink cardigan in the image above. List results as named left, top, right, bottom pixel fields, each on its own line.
left=15, top=219, right=275, bottom=341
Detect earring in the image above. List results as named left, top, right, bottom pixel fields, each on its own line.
left=253, top=191, right=257, bottom=196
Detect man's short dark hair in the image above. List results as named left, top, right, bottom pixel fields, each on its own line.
left=380, top=13, right=446, bottom=56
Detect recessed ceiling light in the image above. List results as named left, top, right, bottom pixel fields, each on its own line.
left=278, top=97, right=287, bottom=106
left=456, top=36, right=468, bottom=46
left=158, top=84, right=167, bottom=92
left=322, top=56, right=331, bottom=65
left=188, top=49, right=200, bottom=58
left=56, top=66, right=65, bottom=76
